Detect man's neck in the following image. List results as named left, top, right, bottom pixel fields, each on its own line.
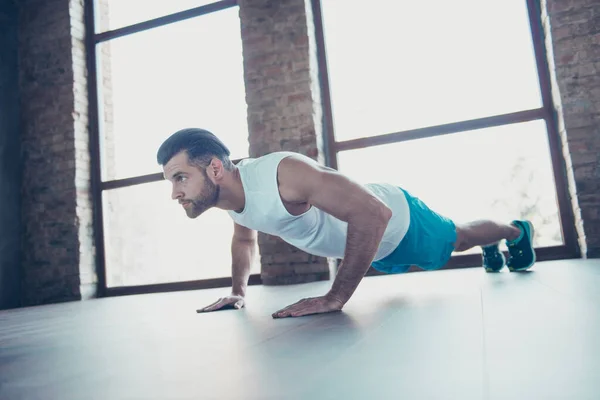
left=216, top=167, right=246, bottom=212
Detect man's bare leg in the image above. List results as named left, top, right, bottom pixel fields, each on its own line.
left=453, top=220, right=521, bottom=252
left=453, top=219, right=536, bottom=272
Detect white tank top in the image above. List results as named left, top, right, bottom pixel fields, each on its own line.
left=227, top=152, right=410, bottom=261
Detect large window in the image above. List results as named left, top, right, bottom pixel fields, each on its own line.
left=95, top=0, right=221, bottom=32
left=96, top=11, right=249, bottom=181
left=337, top=121, right=563, bottom=254
left=87, top=0, right=259, bottom=294
left=315, top=0, right=578, bottom=267
left=322, top=0, right=543, bottom=141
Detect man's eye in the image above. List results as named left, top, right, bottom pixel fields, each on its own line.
left=177, top=176, right=187, bottom=182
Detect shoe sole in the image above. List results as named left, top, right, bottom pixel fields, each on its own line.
left=508, top=220, right=536, bottom=272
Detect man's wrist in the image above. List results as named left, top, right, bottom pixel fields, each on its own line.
left=231, top=285, right=246, bottom=297
left=325, top=291, right=346, bottom=307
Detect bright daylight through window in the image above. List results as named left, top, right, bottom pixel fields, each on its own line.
left=321, top=0, right=564, bottom=254
left=95, top=3, right=254, bottom=287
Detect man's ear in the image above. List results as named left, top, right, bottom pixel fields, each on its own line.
left=207, top=157, right=225, bottom=181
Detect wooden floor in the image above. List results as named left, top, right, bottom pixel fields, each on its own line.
left=1, top=259, right=599, bottom=400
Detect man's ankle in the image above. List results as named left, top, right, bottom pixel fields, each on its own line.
left=482, top=242, right=499, bottom=248
left=507, top=223, right=522, bottom=243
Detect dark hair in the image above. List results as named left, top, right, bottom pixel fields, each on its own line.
left=156, top=128, right=234, bottom=170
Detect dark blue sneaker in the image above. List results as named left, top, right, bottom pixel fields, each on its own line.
left=506, top=220, right=536, bottom=271
left=482, top=243, right=506, bottom=272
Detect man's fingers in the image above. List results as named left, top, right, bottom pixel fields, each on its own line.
left=273, top=311, right=289, bottom=318
left=271, top=301, right=301, bottom=318
left=197, top=295, right=246, bottom=313
left=290, top=301, right=319, bottom=317
left=272, top=298, right=309, bottom=316
left=197, top=298, right=231, bottom=313
left=272, top=307, right=292, bottom=318
left=197, top=298, right=222, bottom=313
left=272, top=299, right=312, bottom=318
left=272, top=297, right=342, bottom=318
left=274, top=307, right=308, bottom=318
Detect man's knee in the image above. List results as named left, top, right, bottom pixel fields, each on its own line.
left=454, top=225, right=472, bottom=252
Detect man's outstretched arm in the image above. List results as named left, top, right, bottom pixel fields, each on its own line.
left=272, top=156, right=392, bottom=318
left=197, top=222, right=257, bottom=313
left=231, top=223, right=257, bottom=298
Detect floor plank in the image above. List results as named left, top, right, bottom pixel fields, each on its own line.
left=298, top=273, right=486, bottom=400
left=1, top=259, right=599, bottom=399
left=481, top=260, right=600, bottom=400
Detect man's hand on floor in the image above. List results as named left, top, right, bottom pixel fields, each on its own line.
left=197, top=294, right=245, bottom=313
left=272, top=295, right=344, bottom=318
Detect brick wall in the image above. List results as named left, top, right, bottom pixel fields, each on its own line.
left=543, top=0, right=600, bottom=257
left=19, top=0, right=95, bottom=305
left=0, top=0, right=21, bottom=310
left=71, top=0, right=96, bottom=299
left=238, top=0, right=331, bottom=285
left=96, top=0, right=115, bottom=181
left=94, top=0, right=123, bottom=287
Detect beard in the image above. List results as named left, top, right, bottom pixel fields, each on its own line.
left=184, top=177, right=220, bottom=219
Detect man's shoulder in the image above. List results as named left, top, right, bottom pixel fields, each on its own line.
left=239, top=151, right=316, bottom=167
left=259, top=151, right=304, bottom=161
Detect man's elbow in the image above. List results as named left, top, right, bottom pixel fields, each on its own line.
left=381, top=204, right=393, bottom=223
left=376, top=204, right=393, bottom=226
left=369, top=195, right=393, bottom=222
left=356, top=199, right=392, bottom=227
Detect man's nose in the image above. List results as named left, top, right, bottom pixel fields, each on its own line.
left=172, top=188, right=182, bottom=200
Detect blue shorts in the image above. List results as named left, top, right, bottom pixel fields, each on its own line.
left=371, top=188, right=457, bottom=274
